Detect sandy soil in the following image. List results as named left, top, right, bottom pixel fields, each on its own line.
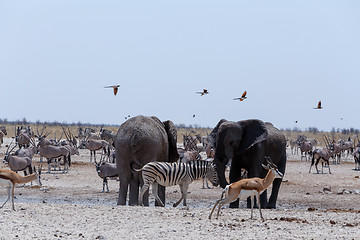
left=1, top=138, right=359, bottom=239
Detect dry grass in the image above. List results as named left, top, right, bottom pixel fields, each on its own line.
left=1, top=123, right=354, bottom=145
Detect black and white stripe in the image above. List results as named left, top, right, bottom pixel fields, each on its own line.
left=136, top=160, right=218, bottom=207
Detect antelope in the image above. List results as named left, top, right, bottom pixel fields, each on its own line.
left=16, top=132, right=32, bottom=149
left=299, top=140, right=313, bottom=161
left=209, top=157, right=283, bottom=221
left=183, top=134, right=201, bottom=151
left=85, top=139, right=109, bottom=162
left=0, top=126, right=7, bottom=146
left=79, top=129, right=102, bottom=149
left=330, top=140, right=342, bottom=164
left=309, top=148, right=332, bottom=174
left=16, top=126, right=34, bottom=148
left=100, top=128, right=116, bottom=148
left=179, top=150, right=201, bottom=163
left=84, top=128, right=101, bottom=140
left=60, top=126, right=78, bottom=147
left=353, top=147, right=360, bottom=170
left=0, top=167, right=42, bottom=211
left=3, top=141, right=34, bottom=176
left=38, top=137, right=71, bottom=173
left=340, top=138, right=353, bottom=156
left=94, top=153, right=118, bottom=192
left=60, top=127, right=79, bottom=157
left=14, top=136, right=38, bottom=160
left=289, top=139, right=299, bottom=155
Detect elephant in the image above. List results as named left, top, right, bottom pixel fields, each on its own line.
left=114, top=115, right=179, bottom=206
left=207, top=119, right=286, bottom=209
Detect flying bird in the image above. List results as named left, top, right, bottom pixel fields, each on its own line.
left=104, top=85, right=120, bottom=96
left=196, top=89, right=209, bottom=96
left=193, top=114, right=196, bottom=118
left=295, top=120, right=298, bottom=123
left=314, top=101, right=322, bottom=109
left=233, top=91, right=247, bottom=101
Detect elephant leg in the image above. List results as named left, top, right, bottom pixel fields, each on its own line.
left=229, top=160, right=242, bottom=209
left=247, top=190, right=267, bottom=209
left=142, top=188, right=149, bottom=206
left=129, top=177, right=139, bottom=206
left=117, top=172, right=131, bottom=205
left=267, top=179, right=281, bottom=209
left=155, top=185, right=166, bottom=207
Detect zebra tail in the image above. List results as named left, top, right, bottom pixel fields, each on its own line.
left=130, top=157, right=144, bottom=172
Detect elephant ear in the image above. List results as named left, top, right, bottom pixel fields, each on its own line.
left=163, top=120, right=179, bottom=162
left=237, top=119, right=268, bottom=156
left=208, top=119, right=227, bottom=147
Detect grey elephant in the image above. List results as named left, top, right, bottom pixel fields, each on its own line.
left=207, top=119, right=286, bottom=209
left=115, top=115, right=179, bottom=206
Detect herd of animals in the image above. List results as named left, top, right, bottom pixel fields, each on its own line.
left=288, top=134, right=360, bottom=173
left=0, top=116, right=359, bottom=221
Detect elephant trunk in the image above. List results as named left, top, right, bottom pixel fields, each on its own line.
left=214, top=160, right=228, bottom=188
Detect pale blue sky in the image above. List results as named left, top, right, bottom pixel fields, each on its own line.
left=1, top=0, right=359, bottom=131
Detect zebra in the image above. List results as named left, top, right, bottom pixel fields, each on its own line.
left=131, top=160, right=219, bottom=207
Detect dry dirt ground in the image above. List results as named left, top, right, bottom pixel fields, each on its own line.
left=0, top=138, right=359, bottom=239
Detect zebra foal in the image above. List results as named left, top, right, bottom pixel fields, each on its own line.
left=131, top=160, right=219, bottom=207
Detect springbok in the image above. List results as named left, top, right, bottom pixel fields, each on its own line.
left=0, top=167, right=42, bottom=211
left=209, top=157, right=283, bottom=221
left=94, top=153, right=118, bottom=192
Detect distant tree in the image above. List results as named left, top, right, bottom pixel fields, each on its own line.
left=331, top=127, right=336, bottom=134
left=307, top=127, right=319, bottom=134
left=341, top=129, right=350, bottom=135
left=292, top=127, right=301, bottom=133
